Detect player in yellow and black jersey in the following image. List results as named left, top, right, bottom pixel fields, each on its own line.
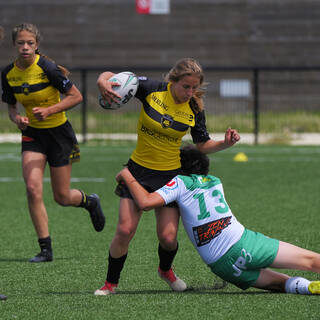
left=94, top=58, right=240, bottom=295
left=2, top=53, right=71, bottom=129
left=1, top=23, right=105, bottom=263
left=0, top=24, right=8, bottom=302
left=131, top=78, right=212, bottom=170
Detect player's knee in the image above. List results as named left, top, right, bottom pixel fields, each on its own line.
left=158, top=232, right=177, bottom=250
left=26, top=184, right=42, bottom=201
left=116, top=225, right=136, bottom=242
left=53, top=192, right=70, bottom=206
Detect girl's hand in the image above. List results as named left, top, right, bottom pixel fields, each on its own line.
left=97, top=72, right=122, bottom=105
left=115, top=167, right=130, bottom=183
left=224, top=127, right=240, bottom=146
left=16, top=115, right=29, bottom=130
left=32, top=107, right=50, bottom=121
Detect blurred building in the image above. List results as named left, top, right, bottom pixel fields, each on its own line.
left=1, top=0, right=319, bottom=68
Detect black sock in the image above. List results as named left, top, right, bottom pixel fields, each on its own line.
left=158, top=243, right=178, bottom=272
left=106, top=252, right=128, bottom=284
left=38, top=236, right=52, bottom=252
left=78, top=190, right=89, bottom=209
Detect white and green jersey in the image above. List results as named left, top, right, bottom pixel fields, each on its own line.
left=156, top=174, right=244, bottom=265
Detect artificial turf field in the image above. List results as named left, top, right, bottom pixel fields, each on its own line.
left=0, top=142, right=319, bottom=319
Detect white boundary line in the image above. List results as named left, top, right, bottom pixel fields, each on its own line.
left=0, top=133, right=320, bottom=145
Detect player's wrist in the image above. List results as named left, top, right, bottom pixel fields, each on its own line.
left=128, top=179, right=137, bottom=185
left=13, top=113, right=21, bottom=124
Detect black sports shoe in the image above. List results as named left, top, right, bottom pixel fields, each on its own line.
left=87, top=194, right=105, bottom=232
left=0, top=294, right=7, bottom=301
left=29, top=249, right=53, bottom=263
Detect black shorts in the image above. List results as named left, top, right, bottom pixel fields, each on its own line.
left=21, top=120, right=80, bottom=167
left=115, top=159, right=182, bottom=208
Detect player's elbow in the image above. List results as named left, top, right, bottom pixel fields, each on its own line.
left=135, top=194, right=163, bottom=211
left=137, top=201, right=153, bottom=211
left=78, top=94, right=83, bottom=104
left=136, top=199, right=155, bottom=211
left=75, top=92, right=83, bottom=104
left=142, top=205, right=154, bottom=211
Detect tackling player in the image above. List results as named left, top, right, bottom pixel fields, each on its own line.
left=114, top=145, right=320, bottom=295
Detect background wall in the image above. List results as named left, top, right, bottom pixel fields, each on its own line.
left=1, top=0, right=320, bottom=69
left=1, top=0, right=320, bottom=143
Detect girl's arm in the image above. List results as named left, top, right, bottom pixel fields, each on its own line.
left=32, top=84, right=82, bottom=121
left=116, top=168, right=165, bottom=211
left=196, top=127, right=240, bottom=154
left=7, top=104, right=29, bottom=130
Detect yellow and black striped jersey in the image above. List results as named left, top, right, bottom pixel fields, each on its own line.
left=131, top=77, right=210, bottom=171
left=1, top=54, right=72, bottom=128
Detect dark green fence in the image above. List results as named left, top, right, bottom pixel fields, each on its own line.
left=1, top=66, right=320, bottom=144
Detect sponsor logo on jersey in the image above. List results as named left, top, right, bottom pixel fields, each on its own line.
left=161, top=114, right=173, bottom=129
left=193, top=216, right=232, bottom=247
left=151, top=94, right=169, bottom=111
left=197, top=176, right=213, bottom=184
left=175, top=110, right=194, bottom=122
left=140, top=124, right=179, bottom=143
left=21, top=83, right=30, bottom=95
left=162, top=178, right=178, bottom=191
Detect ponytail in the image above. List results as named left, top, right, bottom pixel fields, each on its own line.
left=36, top=49, right=70, bottom=77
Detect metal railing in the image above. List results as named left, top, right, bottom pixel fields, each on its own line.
left=71, top=66, right=320, bottom=144
left=1, top=66, right=319, bottom=144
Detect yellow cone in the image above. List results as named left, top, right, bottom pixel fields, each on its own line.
left=233, top=152, right=248, bottom=162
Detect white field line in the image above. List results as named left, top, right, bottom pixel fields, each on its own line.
left=0, top=177, right=106, bottom=182
left=1, top=133, right=320, bottom=145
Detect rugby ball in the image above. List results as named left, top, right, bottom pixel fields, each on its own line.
left=99, top=71, right=139, bottom=110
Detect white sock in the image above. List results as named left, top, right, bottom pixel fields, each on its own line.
left=285, top=277, right=311, bottom=295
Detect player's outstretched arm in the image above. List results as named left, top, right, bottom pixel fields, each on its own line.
left=196, top=127, right=240, bottom=154
left=116, top=168, right=165, bottom=211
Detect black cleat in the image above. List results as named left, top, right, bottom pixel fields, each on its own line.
left=87, top=194, right=105, bottom=232
left=0, top=294, right=7, bottom=301
left=29, top=249, right=53, bottom=263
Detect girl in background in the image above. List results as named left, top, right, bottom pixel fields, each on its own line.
left=1, top=23, right=105, bottom=263
left=0, top=24, right=8, bottom=301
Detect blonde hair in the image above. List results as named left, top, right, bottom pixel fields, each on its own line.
left=165, top=58, right=206, bottom=112
left=12, top=23, right=70, bottom=76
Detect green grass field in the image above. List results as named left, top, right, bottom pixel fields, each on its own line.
left=0, top=142, right=319, bottom=319
left=1, top=110, right=320, bottom=134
